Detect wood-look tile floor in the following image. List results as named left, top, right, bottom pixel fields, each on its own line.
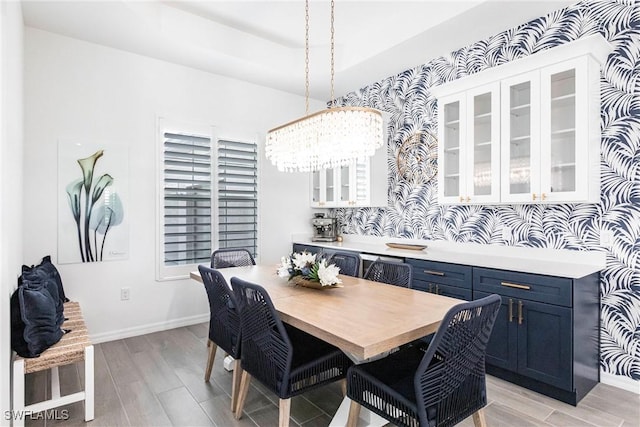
left=23, top=323, right=639, bottom=427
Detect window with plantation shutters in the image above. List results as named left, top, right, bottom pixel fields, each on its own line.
left=217, top=139, right=258, bottom=258
left=162, top=131, right=212, bottom=268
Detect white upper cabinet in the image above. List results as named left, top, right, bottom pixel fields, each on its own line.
left=310, top=145, right=388, bottom=208
left=501, top=71, right=541, bottom=203
left=432, top=34, right=613, bottom=205
left=438, top=83, right=500, bottom=204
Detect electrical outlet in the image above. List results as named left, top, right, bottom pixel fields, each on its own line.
left=120, top=287, right=130, bottom=301
left=600, top=229, right=614, bottom=247
left=502, top=226, right=512, bottom=240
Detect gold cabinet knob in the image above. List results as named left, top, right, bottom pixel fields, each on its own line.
left=466, top=196, right=471, bottom=202
left=459, top=196, right=464, bottom=203
left=532, top=193, right=537, bottom=201
left=541, top=193, right=547, bottom=201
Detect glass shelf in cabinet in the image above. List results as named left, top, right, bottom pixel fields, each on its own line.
left=509, top=104, right=531, bottom=117
left=550, top=162, right=576, bottom=169
left=550, top=128, right=575, bottom=136
left=474, top=141, right=492, bottom=147
left=510, top=135, right=531, bottom=143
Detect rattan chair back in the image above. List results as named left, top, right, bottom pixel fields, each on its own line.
left=363, top=260, right=413, bottom=288
left=327, top=251, right=361, bottom=277
left=230, top=278, right=293, bottom=395
left=211, top=248, right=256, bottom=268
left=346, top=294, right=500, bottom=427
left=414, top=294, right=501, bottom=426
left=198, top=265, right=241, bottom=359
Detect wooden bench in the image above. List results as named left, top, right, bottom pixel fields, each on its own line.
left=12, top=301, right=94, bottom=426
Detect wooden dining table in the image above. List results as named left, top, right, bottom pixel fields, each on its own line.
left=191, top=264, right=465, bottom=426
left=190, top=264, right=463, bottom=361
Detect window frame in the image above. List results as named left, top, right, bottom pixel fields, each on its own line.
left=156, top=117, right=215, bottom=281
left=156, top=118, right=260, bottom=281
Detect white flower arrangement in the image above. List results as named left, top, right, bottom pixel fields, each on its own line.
left=277, top=251, right=342, bottom=287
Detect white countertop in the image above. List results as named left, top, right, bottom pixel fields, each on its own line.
left=292, top=234, right=606, bottom=279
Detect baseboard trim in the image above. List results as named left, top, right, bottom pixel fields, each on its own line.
left=600, top=371, right=640, bottom=394
left=89, top=313, right=209, bottom=344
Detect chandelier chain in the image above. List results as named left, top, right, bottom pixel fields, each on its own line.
left=330, top=0, right=335, bottom=107
left=265, top=0, right=383, bottom=172
left=305, top=0, right=310, bottom=115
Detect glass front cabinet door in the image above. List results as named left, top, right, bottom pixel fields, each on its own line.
left=310, top=169, right=336, bottom=207
left=437, top=94, right=466, bottom=204
left=467, top=83, right=501, bottom=204
left=540, top=57, right=595, bottom=203
left=438, top=84, right=500, bottom=204
left=338, top=160, right=371, bottom=207
left=500, top=71, right=541, bottom=203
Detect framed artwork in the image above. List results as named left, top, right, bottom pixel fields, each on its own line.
left=57, top=140, right=129, bottom=264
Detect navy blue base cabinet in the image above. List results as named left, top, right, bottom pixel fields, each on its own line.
left=293, top=243, right=601, bottom=405
left=474, top=267, right=600, bottom=406
left=406, top=259, right=472, bottom=300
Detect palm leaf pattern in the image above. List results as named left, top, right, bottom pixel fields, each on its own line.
left=333, top=0, right=640, bottom=380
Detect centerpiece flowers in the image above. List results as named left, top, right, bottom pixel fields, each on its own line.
left=277, top=251, right=343, bottom=289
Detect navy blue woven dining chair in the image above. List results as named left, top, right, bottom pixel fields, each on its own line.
left=198, top=265, right=243, bottom=413
left=363, top=259, right=413, bottom=288
left=345, top=294, right=501, bottom=427
left=327, top=251, right=361, bottom=277
left=211, top=248, right=255, bottom=268
left=230, top=277, right=353, bottom=427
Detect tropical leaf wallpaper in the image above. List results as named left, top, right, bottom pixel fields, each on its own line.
left=334, top=0, right=639, bottom=381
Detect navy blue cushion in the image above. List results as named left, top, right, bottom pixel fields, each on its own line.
left=11, top=281, right=64, bottom=358
left=10, top=290, right=28, bottom=357
left=21, top=256, right=67, bottom=327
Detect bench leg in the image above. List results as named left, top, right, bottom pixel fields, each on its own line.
left=51, top=366, right=61, bottom=399
left=12, top=358, right=25, bottom=427
left=84, top=345, right=95, bottom=421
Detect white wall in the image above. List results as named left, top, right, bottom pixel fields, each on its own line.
left=1, top=0, right=23, bottom=417
left=23, top=27, right=319, bottom=342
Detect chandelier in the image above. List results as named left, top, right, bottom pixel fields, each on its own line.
left=265, top=0, right=384, bottom=172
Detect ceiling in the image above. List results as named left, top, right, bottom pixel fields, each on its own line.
left=21, top=0, right=575, bottom=101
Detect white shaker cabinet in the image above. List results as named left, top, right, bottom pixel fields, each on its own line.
left=433, top=34, right=612, bottom=205
left=502, top=57, right=601, bottom=203
left=501, top=71, right=541, bottom=202
left=310, top=146, right=388, bottom=208
left=438, top=83, right=501, bottom=204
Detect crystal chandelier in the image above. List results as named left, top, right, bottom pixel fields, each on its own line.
left=266, top=0, right=384, bottom=172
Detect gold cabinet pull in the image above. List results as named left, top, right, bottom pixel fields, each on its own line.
left=541, top=193, right=547, bottom=201
left=424, top=270, right=445, bottom=276
left=501, top=281, right=531, bottom=290
left=459, top=196, right=464, bottom=202
left=518, top=300, right=524, bottom=325
left=466, top=196, right=471, bottom=202
left=532, top=193, right=537, bottom=201
left=508, top=298, right=514, bottom=322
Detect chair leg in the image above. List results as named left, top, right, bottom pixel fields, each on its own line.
left=340, top=378, right=347, bottom=397
left=230, top=359, right=243, bottom=413
left=234, top=370, right=251, bottom=420
left=472, top=408, right=487, bottom=427
left=278, top=398, right=291, bottom=427
left=204, top=339, right=217, bottom=382
left=346, top=400, right=361, bottom=427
